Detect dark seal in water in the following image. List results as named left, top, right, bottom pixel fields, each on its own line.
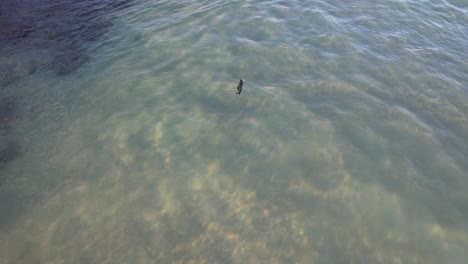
left=236, top=79, right=243, bottom=95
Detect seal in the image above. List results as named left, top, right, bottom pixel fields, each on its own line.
left=236, top=79, right=243, bottom=95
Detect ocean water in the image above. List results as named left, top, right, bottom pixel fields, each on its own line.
left=1, top=0, right=467, bottom=263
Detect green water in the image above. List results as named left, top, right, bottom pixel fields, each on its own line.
left=1, top=0, right=467, bottom=263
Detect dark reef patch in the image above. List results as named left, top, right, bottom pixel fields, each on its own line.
left=1, top=0, right=135, bottom=76
left=0, top=61, right=37, bottom=88
left=0, top=97, right=18, bottom=131
left=52, top=47, right=91, bottom=76
left=0, top=97, right=20, bottom=171
left=0, top=141, right=19, bottom=170
left=0, top=22, right=33, bottom=42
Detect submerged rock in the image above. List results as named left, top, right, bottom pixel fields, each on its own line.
left=52, top=47, right=90, bottom=75
left=0, top=141, right=19, bottom=170
left=0, top=97, right=18, bottom=131
left=82, top=21, right=113, bottom=42
left=0, top=23, right=32, bottom=41
left=0, top=14, right=34, bottom=43
left=0, top=62, right=37, bottom=88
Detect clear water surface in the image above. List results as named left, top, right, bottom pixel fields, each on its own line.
left=0, top=0, right=467, bottom=263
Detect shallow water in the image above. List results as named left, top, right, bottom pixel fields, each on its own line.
left=1, top=0, right=467, bottom=263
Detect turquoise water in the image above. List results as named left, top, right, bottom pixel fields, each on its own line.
left=1, top=0, right=467, bottom=263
